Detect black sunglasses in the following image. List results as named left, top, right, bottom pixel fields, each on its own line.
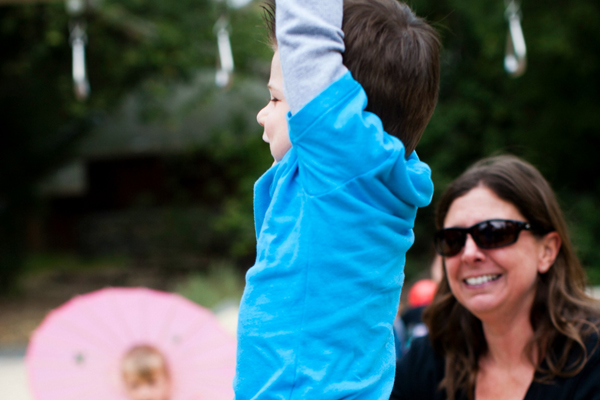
left=434, top=219, right=532, bottom=257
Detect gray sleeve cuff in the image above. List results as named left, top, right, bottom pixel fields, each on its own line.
left=276, top=0, right=348, bottom=114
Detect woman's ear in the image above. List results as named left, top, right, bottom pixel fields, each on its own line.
left=537, top=231, right=561, bottom=274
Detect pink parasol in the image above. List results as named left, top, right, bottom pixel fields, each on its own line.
left=26, top=287, right=236, bottom=400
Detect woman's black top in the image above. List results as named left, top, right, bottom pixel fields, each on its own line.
left=391, top=334, right=600, bottom=400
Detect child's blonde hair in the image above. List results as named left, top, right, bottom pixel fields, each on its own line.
left=121, top=345, right=170, bottom=382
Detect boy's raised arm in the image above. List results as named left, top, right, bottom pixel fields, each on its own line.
left=275, top=0, right=348, bottom=114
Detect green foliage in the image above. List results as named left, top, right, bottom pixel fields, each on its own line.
left=0, top=0, right=270, bottom=293
left=407, top=0, right=600, bottom=277
left=2, top=0, right=599, bottom=293
left=23, top=252, right=129, bottom=275
left=564, top=194, right=600, bottom=284
left=174, top=260, right=245, bottom=309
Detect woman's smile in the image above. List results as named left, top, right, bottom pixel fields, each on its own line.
left=462, top=273, right=502, bottom=287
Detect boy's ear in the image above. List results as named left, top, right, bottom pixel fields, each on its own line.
left=537, top=231, right=561, bottom=274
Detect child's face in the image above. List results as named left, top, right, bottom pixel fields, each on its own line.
left=123, top=371, right=171, bottom=400
left=257, top=51, right=291, bottom=162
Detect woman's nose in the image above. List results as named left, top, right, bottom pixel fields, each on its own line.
left=461, top=235, right=485, bottom=262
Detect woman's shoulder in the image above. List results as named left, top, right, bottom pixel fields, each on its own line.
left=528, top=328, right=600, bottom=400
left=583, top=326, right=600, bottom=360
left=570, top=328, right=600, bottom=397
left=390, top=335, right=446, bottom=400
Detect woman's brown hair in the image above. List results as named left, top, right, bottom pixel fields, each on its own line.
left=424, top=155, right=600, bottom=400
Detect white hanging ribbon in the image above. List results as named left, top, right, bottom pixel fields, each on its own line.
left=67, top=0, right=90, bottom=100
left=215, top=17, right=234, bottom=88
left=504, top=0, right=527, bottom=77
left=70, top=22, right=90, bottom=100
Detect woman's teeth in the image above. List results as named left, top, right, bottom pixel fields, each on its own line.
left=464, top=274, right=501, bottom=286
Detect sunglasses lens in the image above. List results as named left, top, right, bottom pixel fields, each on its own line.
left=473, top=220, right=519, bottom=249
left=434, top=229, right=465, bottom=257
left=435, top=220, right=528, bottom=256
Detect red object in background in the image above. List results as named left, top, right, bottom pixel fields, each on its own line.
left=407, top=279, right=438, bottom=308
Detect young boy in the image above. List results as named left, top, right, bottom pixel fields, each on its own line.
left=234, top=0, right=440, bottom=398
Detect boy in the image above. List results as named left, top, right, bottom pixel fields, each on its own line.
left=234, top=0, right=440, bottom=398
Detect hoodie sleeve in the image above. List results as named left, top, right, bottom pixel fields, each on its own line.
left=275, top=0, right=347, bottom=114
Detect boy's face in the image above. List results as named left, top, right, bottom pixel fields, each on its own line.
left=257, top=51, right=291, bottom=162
left=123, top=371, right=171, bottom=400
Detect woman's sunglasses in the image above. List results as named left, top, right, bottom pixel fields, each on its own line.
left=434, top=219, right=531, bottom=257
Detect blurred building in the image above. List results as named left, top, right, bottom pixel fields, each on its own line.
left=32, top=72, right=266, bottom=265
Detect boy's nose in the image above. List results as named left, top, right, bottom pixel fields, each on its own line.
left=257, top=106, right=267, bottom=126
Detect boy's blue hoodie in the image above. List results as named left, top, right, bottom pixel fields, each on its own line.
left=234, top=1, right=434, bottom=398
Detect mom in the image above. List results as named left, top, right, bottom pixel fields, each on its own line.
left=392, top=155, right=600, bottom=400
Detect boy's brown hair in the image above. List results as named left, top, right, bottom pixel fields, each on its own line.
left=262, top=0, right=441, bottom=156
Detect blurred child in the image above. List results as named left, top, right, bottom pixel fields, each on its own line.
left=402, top=279, right=438, bottom=347
left=234, top=0, right=440, bottom=398
left=393, top=278, right=438, bottom=358
left=121, top=345, right=171, bottom=400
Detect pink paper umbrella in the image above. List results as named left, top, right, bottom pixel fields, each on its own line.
left=26, top=287, right=236, bottom=400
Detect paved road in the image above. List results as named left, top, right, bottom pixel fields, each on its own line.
left=0, top=349, right=32, bottom=400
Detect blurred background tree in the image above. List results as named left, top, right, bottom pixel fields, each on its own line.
left=406, top=0, right=600, bottom=281
left=0, top=0, right=272, bottom=295
left=0, top=0, right=599, bottom=298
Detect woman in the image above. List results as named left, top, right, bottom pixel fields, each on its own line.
left=391, top=155, right=600, bottom=400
